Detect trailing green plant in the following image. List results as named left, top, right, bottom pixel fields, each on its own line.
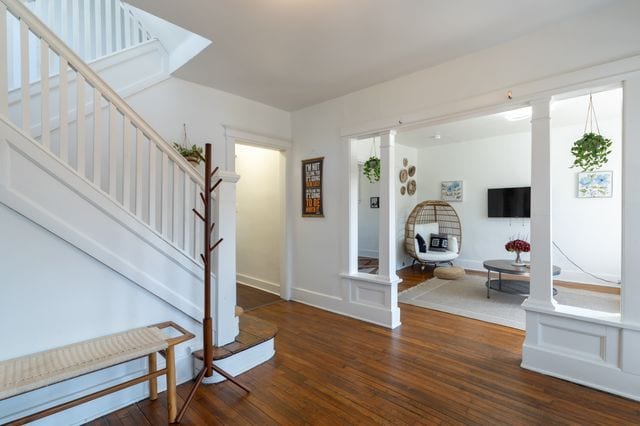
left=173, top=143, right=204, bottom=163
left=363, top=156, right=381, bottom=183
left=570, top=132, right=612, bottom=172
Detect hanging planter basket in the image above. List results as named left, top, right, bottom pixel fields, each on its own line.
left=173, top=123, right=204, bottom=167
left=363, top=156, right=381, bottom=183
left=570, top=94, right=613, bottom=172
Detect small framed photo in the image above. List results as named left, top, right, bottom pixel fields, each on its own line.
left=441, top=180, right=463, bottom=202
left=577, top=171, right=612, bottom=198
left=370, top=197, right=380, bottom=208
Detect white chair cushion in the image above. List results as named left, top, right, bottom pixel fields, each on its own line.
left=449, top=236, right=459, bottom=254
left=412, top=223, right=460, bottom=262
left=415, top=250, right=459, bottom=262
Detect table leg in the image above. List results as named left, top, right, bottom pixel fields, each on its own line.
left=487, top=269, right=491, bottom=299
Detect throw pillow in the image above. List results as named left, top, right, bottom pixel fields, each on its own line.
left=415, top=233, right=427, bottom=253
left=429, top=233, right=449, bottom=252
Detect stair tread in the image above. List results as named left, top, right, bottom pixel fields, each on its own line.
left=193, top=314, right=277, bottom=361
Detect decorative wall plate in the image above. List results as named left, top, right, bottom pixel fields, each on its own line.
left=399, top=169, right=408, bottom=183
left=403, top=158, right=408, bottom=167
left=400, top=186, right=406, bottom=195
left=408, top=165, right=416, bottom=177
left=407, top=180, right=417, bottom=195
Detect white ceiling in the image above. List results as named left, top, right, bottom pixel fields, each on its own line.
left=127, top=0, right=612, bottom=111
left=397, top=88, right=622, bottom=149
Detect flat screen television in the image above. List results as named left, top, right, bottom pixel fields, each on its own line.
left=488, top=187, right=531, bottom=218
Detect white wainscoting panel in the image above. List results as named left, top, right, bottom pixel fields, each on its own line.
left=522, top=308, right=640, bottom=402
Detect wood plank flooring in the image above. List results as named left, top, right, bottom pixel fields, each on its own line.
left=89, top=296, right=639, bottom=425
left=237, top=284, right=281, bottom=311
left=193, top=314, right=278, bottom=361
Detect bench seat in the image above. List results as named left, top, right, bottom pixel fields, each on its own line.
left=0, top=326, right=167, bottom=400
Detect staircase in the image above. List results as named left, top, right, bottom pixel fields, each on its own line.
left=0, top=1, right=273, bottom=423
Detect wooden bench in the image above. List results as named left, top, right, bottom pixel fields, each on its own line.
left=0, top=322, right=194, bottom=425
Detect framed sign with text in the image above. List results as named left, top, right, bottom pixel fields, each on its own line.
left=302, top=157, right=324, bottom=217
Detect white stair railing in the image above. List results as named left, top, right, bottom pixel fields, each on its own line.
left=0, top=0, right=205, bottom=263
left=7, top=0, right=152, bottom=90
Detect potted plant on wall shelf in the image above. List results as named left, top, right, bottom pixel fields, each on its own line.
left=173, top=123, right=203, bottom=167
left=570, top=94, right=613, bottom=172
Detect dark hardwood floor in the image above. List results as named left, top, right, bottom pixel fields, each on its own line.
left=397, top=264, right=434, bottom=292
left=237, top=284, right=281, bottom=311
left=89, top=294, right=639, bottom=425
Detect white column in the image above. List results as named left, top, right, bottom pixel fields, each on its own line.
left=622, top=74, right=640, bottom=325
left=213, top=171, right=240, bottom=345
left=347, top=138, right=359, bottom=274
left=223, top=127, right=236, bottom=172
left=378, top=130, right=399, bottom=282
left=0, top=3, right=7, bottom=116
left=525, top=98, right=555, bottom=310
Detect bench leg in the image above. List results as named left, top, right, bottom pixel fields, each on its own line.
left=166, top=346, right=177, bottom=423
left=148, top=353, right=158, bottom=401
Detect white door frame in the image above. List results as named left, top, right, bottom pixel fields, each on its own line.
left=223, top=126, right=293, bottom=300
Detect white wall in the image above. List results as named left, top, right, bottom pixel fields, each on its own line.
left=0, top=204, right=199, bottom=425
left=358, top=165, right=379, bottom=258
left=415, top=113, right=621, bottom=286
left=235, top=144, right=282, bottom=294
left=551, top=93, right=622, bottom=285
left=417, top=133, right=532, bottom=269
left=353, top=138, right=380, bottom=259
left=395, top=144, right=418, bottom=270
left=290, top=0, right=639, bottom=325
left=126, top=76, right=292, bottom=171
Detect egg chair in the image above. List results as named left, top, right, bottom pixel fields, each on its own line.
left=404, top=200, right=462, bottom=268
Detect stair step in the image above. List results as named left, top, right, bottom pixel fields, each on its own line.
left=193, top=314, right=277, bottom=361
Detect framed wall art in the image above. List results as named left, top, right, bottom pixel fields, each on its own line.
left=302, top=157, right=324, bottom=217
left=441, top=180, right=463, bottom=202
left=577, top=171, right=612, bottom=198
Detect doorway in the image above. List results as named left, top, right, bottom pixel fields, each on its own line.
left=231, top=131, right=292, bottom=310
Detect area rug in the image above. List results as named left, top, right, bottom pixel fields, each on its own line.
left=358, top=257, right=379, bottom=274
left=398, top=275, right=620, bottom=330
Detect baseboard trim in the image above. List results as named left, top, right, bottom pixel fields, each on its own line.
left=291, top=286, right=400, bottom=329
left=456, top=259, right=621, bottom=289
left=237, top=273, right=280, bottom=295
left=358, top=249, right=379, bottom=258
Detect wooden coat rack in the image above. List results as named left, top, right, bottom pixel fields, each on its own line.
left=175, top=143, right=249, bottom=423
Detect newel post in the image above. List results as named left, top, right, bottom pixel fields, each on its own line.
left=213, top=171, right=240, bottom=345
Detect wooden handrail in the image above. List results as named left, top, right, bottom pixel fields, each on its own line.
left=2, top=0, right=204, bottom=187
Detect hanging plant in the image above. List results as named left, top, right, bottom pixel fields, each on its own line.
left=173, top=123, right=204, bottom=166
left=570, top=132, right=612, bottom=171
left=363, top=156, right=381, bottom=183
left=570, top=94, right=612, bottom=172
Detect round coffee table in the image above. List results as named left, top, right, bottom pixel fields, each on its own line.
left=483, top=259, right=561, bottom=299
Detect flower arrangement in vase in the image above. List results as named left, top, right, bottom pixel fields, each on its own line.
left=505, top=238, right=531, bottom=266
